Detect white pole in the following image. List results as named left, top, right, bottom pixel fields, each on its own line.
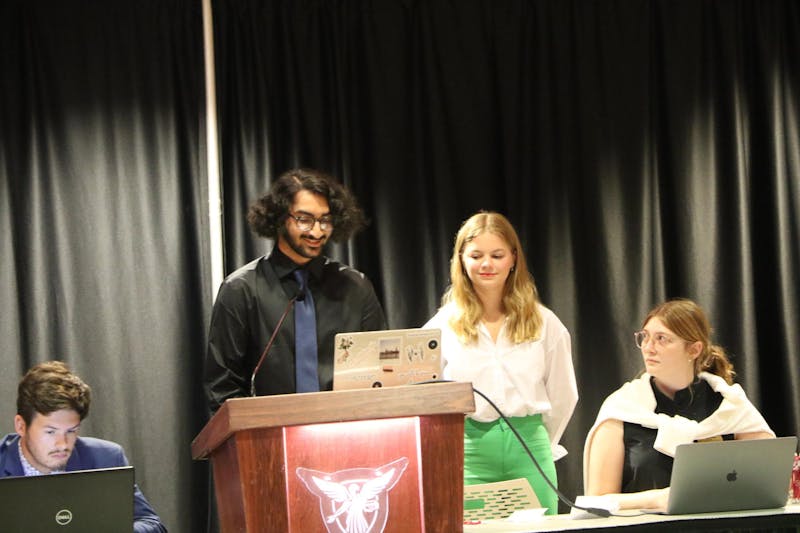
left=202, top=0, right=224, bottom=300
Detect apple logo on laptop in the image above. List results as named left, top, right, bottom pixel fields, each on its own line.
left=726, top=470, right=738, bottom=482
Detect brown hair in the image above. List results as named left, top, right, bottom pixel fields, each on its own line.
left=643, top=299, right=736, bottom=384
left=247, top=168, right=367, bottom=241
left=17, top=361, right=92, bottom=425
left=442, top=211, right=542, bottom=344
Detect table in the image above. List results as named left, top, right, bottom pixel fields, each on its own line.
left=464, top=503, right=800, bottom=532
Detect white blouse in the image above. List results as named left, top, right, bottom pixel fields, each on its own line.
left=424, top=302, right=578, bottom=460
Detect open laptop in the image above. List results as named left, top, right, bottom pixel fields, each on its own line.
left=0, top=465, right=134, bottom=532
left=661, top=436, right=797, bottom=514
left=333, top=328, right=442, bottom=390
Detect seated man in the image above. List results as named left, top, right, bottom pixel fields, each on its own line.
left=0, top=361, right=167, bottom=533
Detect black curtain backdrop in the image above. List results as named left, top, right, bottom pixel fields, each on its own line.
left=214, top=0, right=799, bottom=516
left=1, top=0, right=798, bottom=531
left=0, top=1, right=210, bottom=532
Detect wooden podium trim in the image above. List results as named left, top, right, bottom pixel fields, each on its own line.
left=192, top=381, right=475, bottom=459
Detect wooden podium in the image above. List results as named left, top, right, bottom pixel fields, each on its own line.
left=192, top=381, right=475, bottom=533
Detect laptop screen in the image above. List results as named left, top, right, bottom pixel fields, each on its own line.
left=0, top=466, right=134, bottom=532
left=333, top=328, right=442, bottom=390
left=665, top=436, right=797, bottom=514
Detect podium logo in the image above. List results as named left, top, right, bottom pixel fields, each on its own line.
left=297, top=457, right=409, bottom=533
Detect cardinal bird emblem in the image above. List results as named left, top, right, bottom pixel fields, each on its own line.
left=296, top=457, right=409, bottom=533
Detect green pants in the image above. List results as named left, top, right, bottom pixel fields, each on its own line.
left=464, top=414, right=558, bottom=515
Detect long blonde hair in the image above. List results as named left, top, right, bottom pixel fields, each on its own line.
left=644, top=298, right=736, bottom=384
left=441, top=211, right=542, bottom=344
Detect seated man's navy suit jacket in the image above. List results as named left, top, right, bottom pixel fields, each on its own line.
left=0, top=433, right=167, bottom=533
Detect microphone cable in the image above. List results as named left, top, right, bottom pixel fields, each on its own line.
left=469, top=386, right=612, bottom=518
left=415, top=379, right=612, bottom=518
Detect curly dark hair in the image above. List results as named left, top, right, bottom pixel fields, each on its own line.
left=247, top=168, right=368, bottom=242
left=17, top=361, right=92, bottom=425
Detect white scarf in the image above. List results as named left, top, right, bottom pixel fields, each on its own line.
left=582, top=372, right=774, bottom=492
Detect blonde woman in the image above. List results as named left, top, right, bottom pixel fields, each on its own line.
left=584, top=299, right=774, bottom=510
left=424, top=211, right=578, bottom=514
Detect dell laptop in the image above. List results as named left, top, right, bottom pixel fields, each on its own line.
left=0, top=465, right=134, bottom=532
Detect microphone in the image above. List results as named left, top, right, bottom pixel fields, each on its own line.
left=249, top=290, right=303, bottom=397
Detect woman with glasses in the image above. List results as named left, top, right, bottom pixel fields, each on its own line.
left=424, top=211, right=578, bottom=515
left=583, top=298, right=774, bottom=510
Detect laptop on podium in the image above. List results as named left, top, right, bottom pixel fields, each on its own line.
left=662, top=436, right=797, bottom=514
left=332, top=328, right=442, bottom=390
left=0, top=465, right=134, bottom=532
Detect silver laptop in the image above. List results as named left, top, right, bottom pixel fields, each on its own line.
left=663, top=436, right=797, bottom=514
left=0, top=466, right=134, bottom=532
left=333, top=328, right=442, bottom=390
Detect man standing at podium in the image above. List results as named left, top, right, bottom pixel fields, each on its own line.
left=204, top=168, right=387, bottom=413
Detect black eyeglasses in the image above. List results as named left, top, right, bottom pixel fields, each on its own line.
left=288, top=213, right=334, bottom=232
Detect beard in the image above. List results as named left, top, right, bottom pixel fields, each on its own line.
left=280, top=227, right=328, bottom=260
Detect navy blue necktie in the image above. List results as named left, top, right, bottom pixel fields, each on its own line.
left=293, top=269, right=319, bottom=392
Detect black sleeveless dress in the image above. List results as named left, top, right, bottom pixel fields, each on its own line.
left=621, top=377, right=734, bottom=493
